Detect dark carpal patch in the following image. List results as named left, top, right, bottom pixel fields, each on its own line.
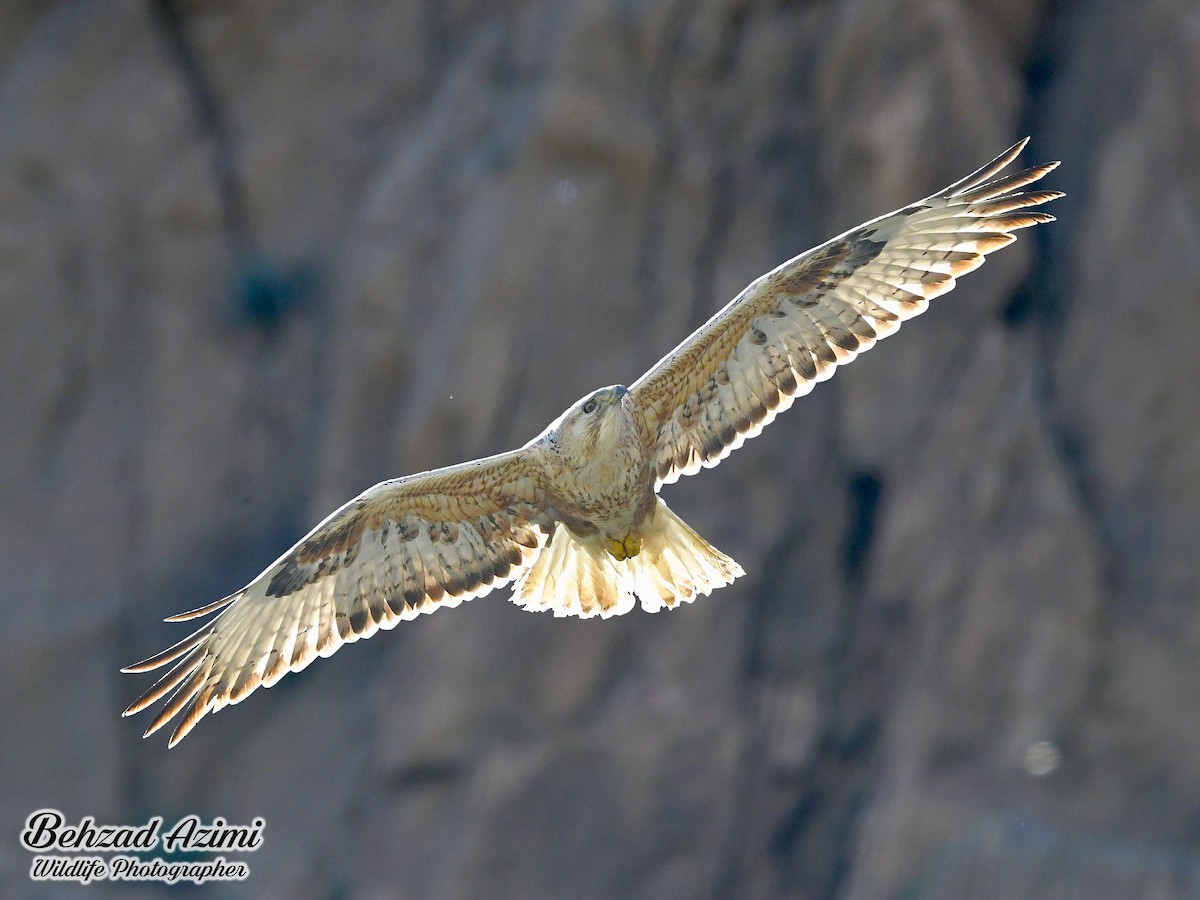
left=297, top=511, right=368, bottom=564
left=268, top=511, right=370, bottom=597
left=266, top=541, right=362, bottom=597
left=266, top=558, right=314, bottom=598
left=774, top=231, right=887, bottom=303
left=772, top=240, right=846, bottom=297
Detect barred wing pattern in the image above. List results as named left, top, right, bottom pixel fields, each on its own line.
left=123, top=450, right=551, bottom=747
left=125, top=140, right=1060, bottom=747
left=631, top=139, right=1061, bottom=486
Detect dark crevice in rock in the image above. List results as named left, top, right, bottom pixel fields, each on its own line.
left=1040, top=408, right=1122, bottom=591
left=34, top=225, right=88, bottom=482
left=148, top=0, right=307, bottom=331
left=841, top=469, right=883, bottom=594
left=386, top=760, right=466, bottom=793
left=736, top=468, right=823, bottom=681
left=691, top=153, right=739, bottom=325
left=688, top=0, right=753, bottom=328
left=769, top=763, right=873, bottom=897
left=620, top=0, right=695, bottom=358
left=764, top=620, right=899, bottom=898
left=768, top=477, right=894, bottom=897
left=1000, top=275, right=1038, bottom=328
left=717, top=463, right=820, bottom=893
left=390, top=25, right=546, bottom=462
left=484, top=333, right=534, bottom=450
left=1015, top=0, right=1123, bottom=729
left=723, top=454, right=901, bottom=896
left=747, top=428, right=893, bottom=895
left=146, top=0, right=253, bottom=260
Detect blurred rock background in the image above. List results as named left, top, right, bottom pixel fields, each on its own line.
left=2, top=0, right=1198, bottom=897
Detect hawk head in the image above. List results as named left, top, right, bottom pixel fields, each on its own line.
left=552, top=384, right=634, bottom=459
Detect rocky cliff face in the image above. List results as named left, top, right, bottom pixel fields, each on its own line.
left=3, top=1, right=1198, bottom=897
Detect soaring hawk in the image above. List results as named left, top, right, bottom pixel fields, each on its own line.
left=125, top=140, right=1060, bottom=746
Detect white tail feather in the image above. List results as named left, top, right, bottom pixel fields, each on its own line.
left=511, top=499, right=743, bottom=618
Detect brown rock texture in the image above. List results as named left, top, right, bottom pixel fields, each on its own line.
left=2, top=1, right=1198, bottom=897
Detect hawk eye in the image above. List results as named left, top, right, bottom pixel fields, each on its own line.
left=583, top=398, right=598, bottom=414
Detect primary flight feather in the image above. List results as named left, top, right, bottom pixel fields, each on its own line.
left=124, top=139, right=1061, bottom=746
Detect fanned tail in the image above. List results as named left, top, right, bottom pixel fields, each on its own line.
left=511, top=525, right=636, bottom=618
left=510, top=499, right=743, bottom=618
left=632, top=499, right=744, bottom=611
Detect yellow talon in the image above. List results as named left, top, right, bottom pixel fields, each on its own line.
left=607, top=533, right=642, bottom=561
left=623, top=532, right=642, bottom=558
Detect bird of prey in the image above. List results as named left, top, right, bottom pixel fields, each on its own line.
left=124, top=139, right=1060, bottom=746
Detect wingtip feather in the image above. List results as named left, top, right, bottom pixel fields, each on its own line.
left=167, top=690, right=214, bottom=748
left=121, top=626, right=210, bottom=673
left=163, top=592, right=238, bottom=622
left=942, top=138, right=1030, bottom=196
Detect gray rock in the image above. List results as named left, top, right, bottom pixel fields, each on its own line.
left=2, top=1, right=1196, bottom=897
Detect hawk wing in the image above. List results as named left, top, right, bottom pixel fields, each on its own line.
left=123, top=449, right=551, bottom=747
left=630, top=139, right=1061, bottom=486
